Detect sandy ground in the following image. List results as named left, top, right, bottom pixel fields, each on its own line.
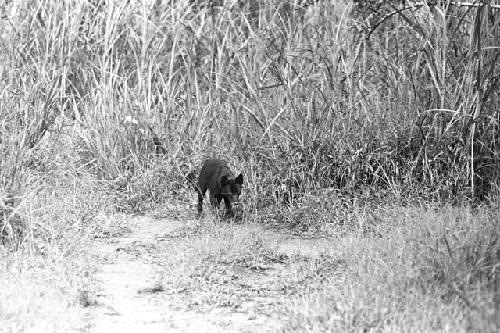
left=73, top=214, right=331, bottom=333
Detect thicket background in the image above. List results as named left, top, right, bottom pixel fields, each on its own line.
left=2, top=0, right=499, bottom=219
left=1, top=0, right=500, bottom=248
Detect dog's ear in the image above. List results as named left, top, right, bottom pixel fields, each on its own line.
left=220, top=175, right=228, bottom=187
left=235, top=174, right=243, bottom=184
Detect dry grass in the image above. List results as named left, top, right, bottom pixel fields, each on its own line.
left=0, top=136, right=107, bottom=331
left=156, top=205, right=500, bottom=332
left=0, top=0, right=499, bottom=331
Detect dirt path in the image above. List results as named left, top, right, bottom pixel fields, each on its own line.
left=81, top=216, right=252, bottom=332
left=80, top=216, right=182, bottom=332
left=77, top=215, right=277, bottom=332
left=70, top=205, right=340, bottom=333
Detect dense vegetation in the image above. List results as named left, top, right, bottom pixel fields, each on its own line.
left=0, top=0, right=499, bottom=331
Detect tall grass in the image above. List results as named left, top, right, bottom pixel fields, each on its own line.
left=1, top=0, right=496, bottom=209
left=0, top=0, right=498, bottom=248
left=0, top=0, right=498, bottom=233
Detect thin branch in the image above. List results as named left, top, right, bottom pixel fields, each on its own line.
left=367, top=0, right=500, bottom=40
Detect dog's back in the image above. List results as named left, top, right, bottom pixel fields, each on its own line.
left=198, top=159, right=233, bottom=193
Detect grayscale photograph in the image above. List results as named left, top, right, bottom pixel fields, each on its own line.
left=1, top=0, right=499, bottom=332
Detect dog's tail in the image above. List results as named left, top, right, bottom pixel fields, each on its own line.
left=186, top=170, right=198, bottom=192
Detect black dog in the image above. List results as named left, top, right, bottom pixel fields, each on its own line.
left=191, top=159, right=243, bottom=217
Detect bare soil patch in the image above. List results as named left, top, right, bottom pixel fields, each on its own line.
left=77, top=213, right=334, bottom=332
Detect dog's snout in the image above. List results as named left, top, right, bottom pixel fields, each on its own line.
left=230, top=195, right=240, bottom=205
